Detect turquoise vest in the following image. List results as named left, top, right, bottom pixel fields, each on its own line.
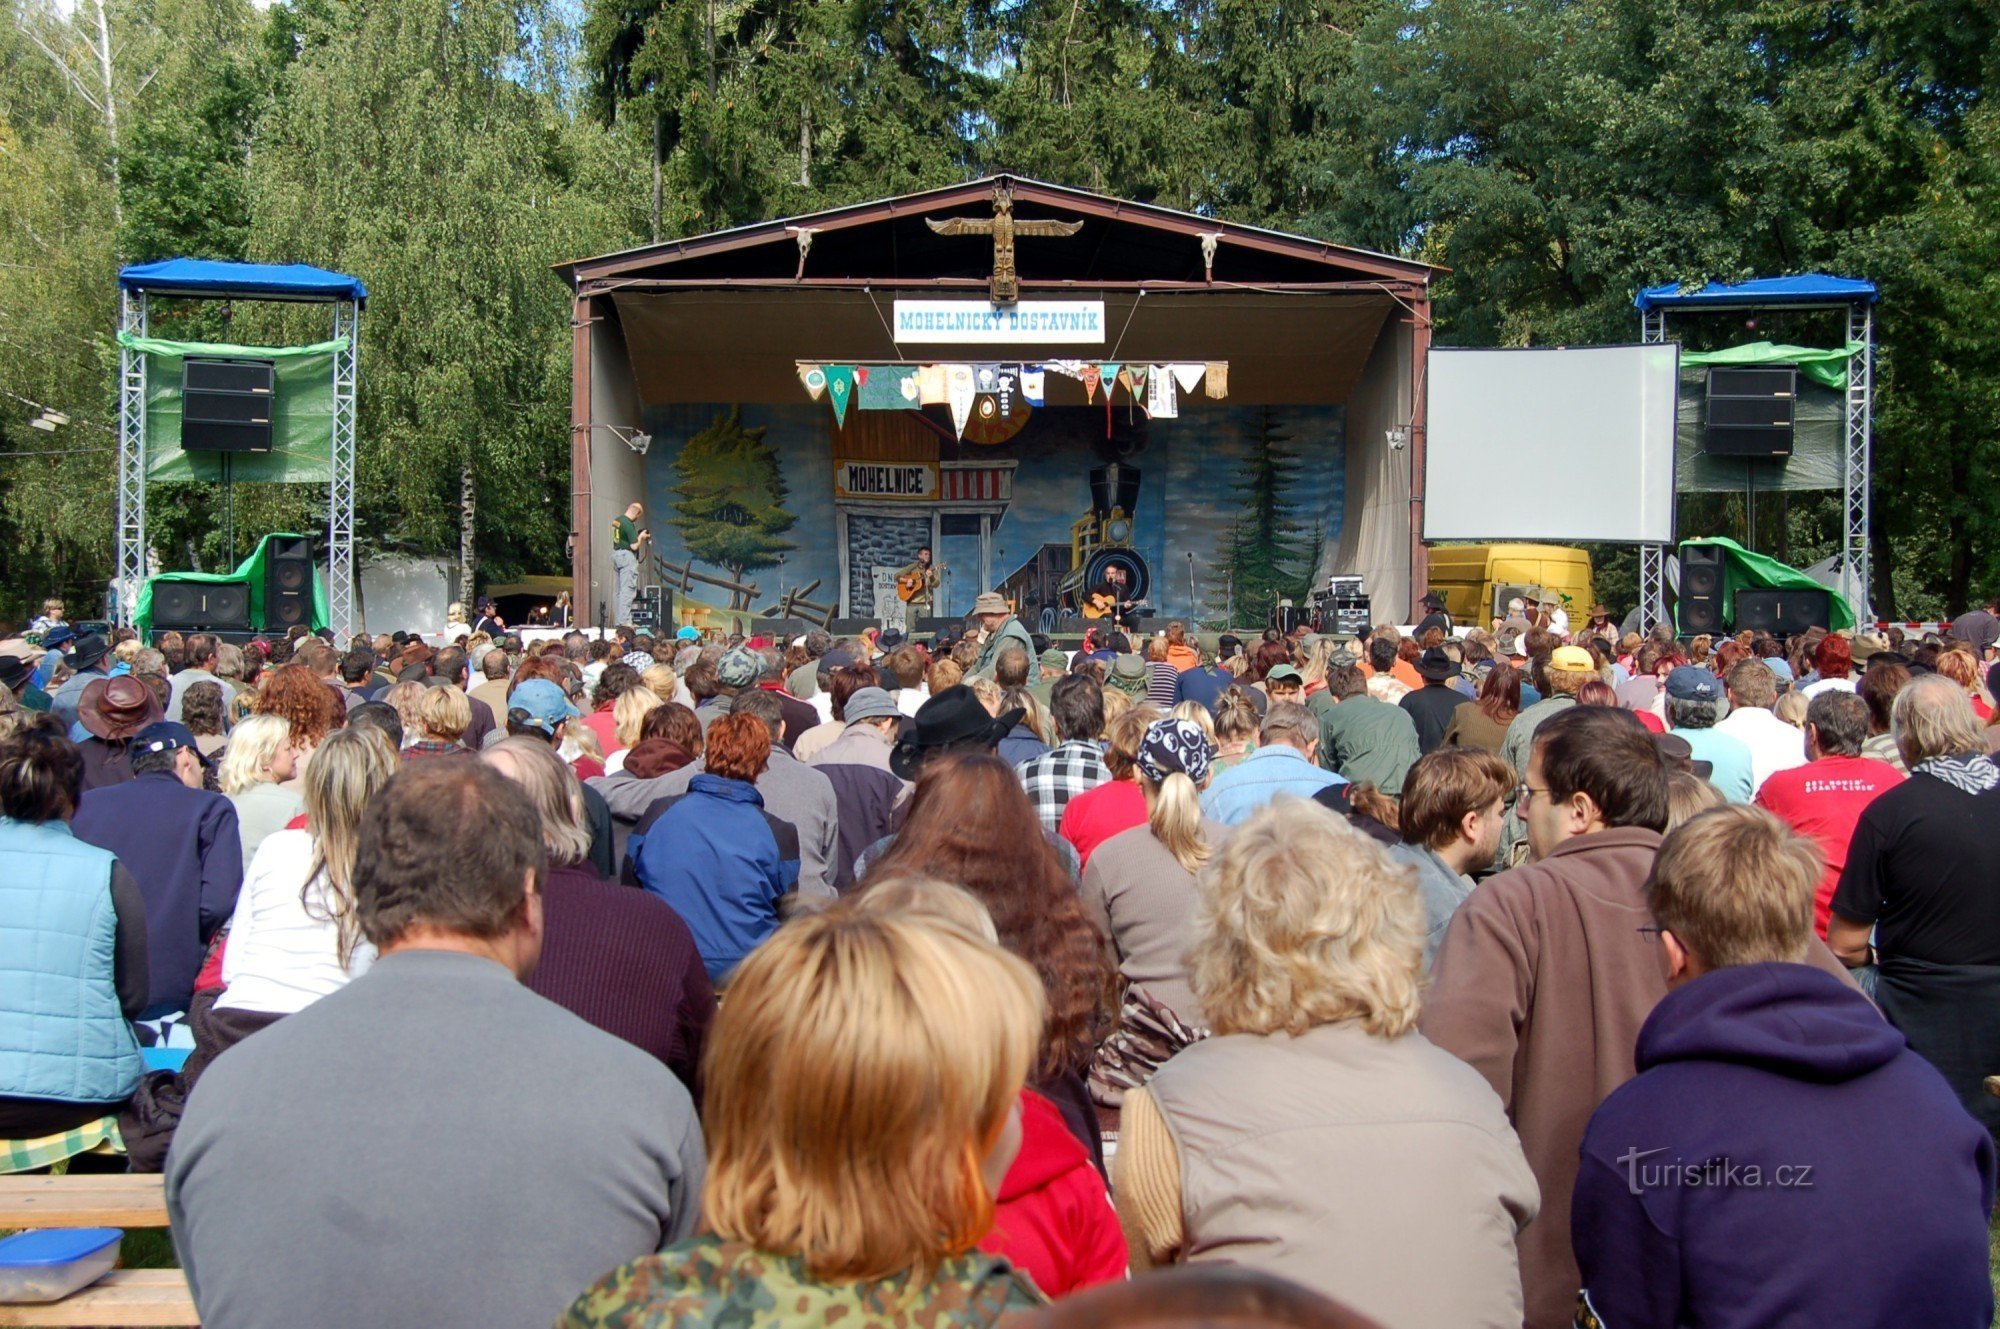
left=0, top=818, right=145, bottom=1106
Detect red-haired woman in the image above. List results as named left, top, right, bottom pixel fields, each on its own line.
left=862, top=754, right=1118, bottom=1173
left=623, top=712, right=801, bottom=985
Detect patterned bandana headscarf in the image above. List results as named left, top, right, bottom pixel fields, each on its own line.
left=1137, top=717, right=1214, bottom=785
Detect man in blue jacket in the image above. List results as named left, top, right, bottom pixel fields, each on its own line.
left=1572, top=804, right=1995, bottom=1329
left=72, top=721, right=241, bottom=1029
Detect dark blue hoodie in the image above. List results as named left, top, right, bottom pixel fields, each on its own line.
left=1573, top=962, right=1995, bottom=1329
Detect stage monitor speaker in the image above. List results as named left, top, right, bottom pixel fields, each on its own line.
left=263, top=535, right=314, bottom=631
left=1678, top=545, right=1725, bottom=635
left=1705, top=365, right=1795, bottom=458
left=152, top=578, right=253, bottom=632
left=1734, top=587, right=1831, bottom=635
left=182, top=357, right=275, bottom=454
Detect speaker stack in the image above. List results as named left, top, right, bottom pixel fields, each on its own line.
left=1734, top=588, right=1831, bottom=635
left=264, top=535, right=314, bottom=632
left=1677, top=545, right=1725, bottom=635
left=1704, top=365, right=1796, bottom=459
left=182, top=357, right=276, bottom=454
left=151, top=579, right=254, bottom=633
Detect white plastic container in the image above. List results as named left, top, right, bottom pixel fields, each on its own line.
left=0, top=1227, right=123, bottom=1303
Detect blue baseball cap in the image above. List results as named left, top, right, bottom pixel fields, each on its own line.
left=1664, top=665, right=1720, bottom=702
left=135, top=721, right=210, bottom=763
left=676, top=625, right=701, bottom=641
left=507, top=678, right=580, bottom=734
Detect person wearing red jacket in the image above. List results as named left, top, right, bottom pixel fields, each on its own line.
left=980, top=1089, right=1126, bottom=1296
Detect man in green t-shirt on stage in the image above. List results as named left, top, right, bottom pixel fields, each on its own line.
left=610, top=501, right=649, bottom=628
left=894, top=546, right=940, bottom=636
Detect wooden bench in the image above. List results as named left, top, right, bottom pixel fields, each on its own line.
left=0, top=1176, right=168, bottom=1230
left=0, top=1270, right=197, bottom=1326
left=0, top=1178, right=193, bottom=1325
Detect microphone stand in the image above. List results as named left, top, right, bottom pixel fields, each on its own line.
left=1186, top=550, right=1197, bottom=618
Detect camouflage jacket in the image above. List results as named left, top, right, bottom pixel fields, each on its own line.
left=559, top=1235, right=1046, bottom=1327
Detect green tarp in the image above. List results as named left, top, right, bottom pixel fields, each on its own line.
left=1678, top=536, right=1856, bottom=633
left=118, top=332, right=342, bottom=483
left=134, top=532, right=330, bottom=635
left=1678, top=340, right=1863, bottom=391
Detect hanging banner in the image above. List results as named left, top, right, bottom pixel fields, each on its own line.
left=835, top=459, right=940, bottom=501
left=798, top=364, right=828, bottom=400
left=1098, top=364, right=1122, bottom=400
left=1171, top=363, right=1205, bottom=393
left=858, top=365, right=920, bottom=409
left=892, top=299, right=1107, bottom=344
left=1205, top=362, right=1229, bottom=398
left=1020, top=366, right=1046, bottom=406
left=918, top=364, right=949, bottom=405
left=1079, top=364, right=1102, bottom=402
left=1147, top=366, right=1179, bottom=419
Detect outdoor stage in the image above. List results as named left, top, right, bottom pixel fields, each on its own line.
left=560, top=176, right=1437, bottom=634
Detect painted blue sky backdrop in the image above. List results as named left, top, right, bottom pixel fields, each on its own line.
left=640, top=401, right=1345, bottom=619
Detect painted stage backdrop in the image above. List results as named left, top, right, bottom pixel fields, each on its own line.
left=637, top=400, right=1345, bottom=626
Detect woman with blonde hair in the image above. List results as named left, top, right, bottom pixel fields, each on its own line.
left=562, top=905, right=1049, bottom=1327
left=483, top=738, right=713, bottom=1090
left=402, top=685, right=471, bottom=759
left=601, top=686, right=663, bottom=774
left=1209, top=689, right=1259, bottom=772
left=217, top=714, right=303, bottom=871
left=1117, top=799, right=1538, bottom=1329
left=1082, top=716, right=1226, bottom=1100
left=1171, top=698, right=1217, bottom=746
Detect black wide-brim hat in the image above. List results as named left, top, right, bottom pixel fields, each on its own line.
left=890, top=684, right=1025, bottom=782
left=66, top=633, right=109, bottom=673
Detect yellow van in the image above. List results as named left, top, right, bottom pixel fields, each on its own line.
left=1424, top=543, right=1595, bottom=628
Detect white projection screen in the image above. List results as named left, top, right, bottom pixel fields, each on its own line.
left=1424, top=344, right=1679, bottom=544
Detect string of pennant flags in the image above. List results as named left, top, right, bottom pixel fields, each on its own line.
left=795, top=359, right=1229, bottom=437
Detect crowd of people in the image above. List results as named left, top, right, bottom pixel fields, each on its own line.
left=2, top=586, right=1999, bottom=1328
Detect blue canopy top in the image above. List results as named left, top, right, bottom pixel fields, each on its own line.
left=119, top=259, right=366, bottom=305
left=1634, top=273, right=1876, bottom=313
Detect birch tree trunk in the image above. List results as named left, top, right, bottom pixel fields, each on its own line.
left=459, top=453, right=477, bottom=607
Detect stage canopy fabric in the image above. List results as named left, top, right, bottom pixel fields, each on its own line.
left=120, top=333, right=342, bottom=483
left=1635, top=274, right=1877, bottom=312
left=1680, top=340, right=1862, bottom=390
left=118, top=258, right=368, bottom=305
left=133, top=532, right=330, bottom=635
left=1679, top=536, right=1857, bottom=631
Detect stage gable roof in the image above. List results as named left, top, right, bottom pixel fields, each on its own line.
left=561, top=175, right=1436, bottom=291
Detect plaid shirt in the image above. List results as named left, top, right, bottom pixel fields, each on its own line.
left=1018, top=739, right=1112, bottom=835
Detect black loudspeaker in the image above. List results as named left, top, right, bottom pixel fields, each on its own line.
left=1734, top=587, right=1831, bottom=635
left=182, top=357, right=275, bottom=454
left=631, top=585, right=666, bottom=634
left=264, top=535, right=314, bottom=631
left=1678, top=545, right=1725, bottom=635
left=1705, top=365, right=1795, bottom=458
left=152, top=578, right=253, bottom=632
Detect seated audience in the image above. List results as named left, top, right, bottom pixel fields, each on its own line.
left=1017, top=675, right=1112, bottom=834
left=1201, top=702, right=1343, bottom=825
left=217, top=714, right=303, bottom=872
left=168, top=759, right=705, bottom=1329
left=561, top=903, right=1047, bottom=1327
left=0, top=717, right=148, bottom=1138
left=1081, top=716, right=1224, bottom=1040
left=485, top=737, right=714, bottom=1092
left=1118, top=799, right=1538, bottom=1328
left=863, top=754, right=1117, bottom=1171
left=1391, top=747, right=1513, bottom=968
left=1059, top=708, right=1156, bottom=871
left=806, top=685, right=910, bottom=890
left=72, top=721, right=241, bottom=1026
left=1317, top=663, right=1421, bottom=794
left=624, top=712, right=801, bottom=984
left=1574, top=805, right=1995, bottom=1328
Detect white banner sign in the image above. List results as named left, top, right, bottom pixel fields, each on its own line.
left=892, top=299, right=1106, bottom=344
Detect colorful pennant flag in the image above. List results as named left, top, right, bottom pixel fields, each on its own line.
left=1147, top=366, right=1179, bottom=419
left=919, top=364, right=948, bottom=405
left=824, top=365, right=855, bottom=425
left=996, top=366, right=1018, bottom=415
left=1204, top=362, right=1229, bottom=398
left=1098, top=364, right=1122, bottom=399
left=1079, top=364, right=1102, bottom=403
left=798, top=364, right=828, bottom=400
left=1171, top=363, right=1205, bottom=393
left=946, top=364, right=975, bottom=437
left=974, top=363, right=1001, bottom=394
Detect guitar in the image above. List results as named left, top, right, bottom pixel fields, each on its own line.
left=896, top=565, right=944, bottom=603
left=1081, top=591, right=1151, bottom=621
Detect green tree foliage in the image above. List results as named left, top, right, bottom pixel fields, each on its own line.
left=669, top=405, right=796, bottom=589
left=244, top=0, right=635, bottom=586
